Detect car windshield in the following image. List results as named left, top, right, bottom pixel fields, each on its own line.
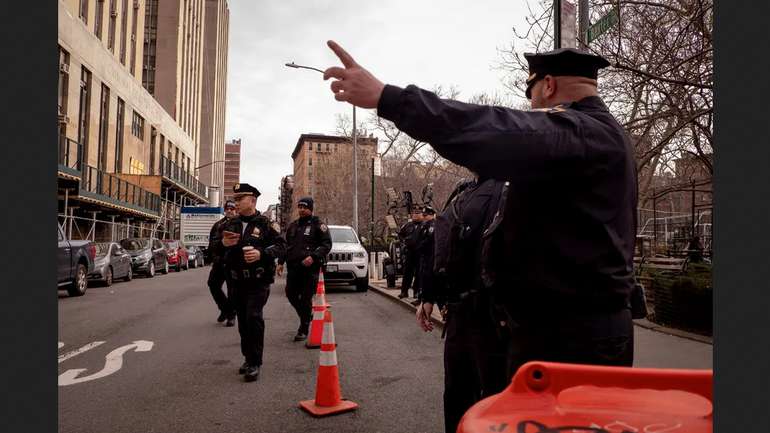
left=330, top=227, right=358, bottom=243
left=164, top=241, right=179, bottom=250
left=95, top=243, right=111, bottom=257
left=120, top=239, right=149, bottom=250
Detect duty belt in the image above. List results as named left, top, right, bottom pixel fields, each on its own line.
left=230, top=268, right=265, bottom=281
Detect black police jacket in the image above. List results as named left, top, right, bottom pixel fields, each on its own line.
left=222, top=212, right=286, bottom=284
left=378, top=85, right=638, bottom=315
left=279, top=215, right=332, bottom=267
left=398, top=220, right=420, bottom=252
left=207, top=216, right=229, bottom=264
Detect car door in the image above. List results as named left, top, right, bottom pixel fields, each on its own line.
left=153, top=239, right=166, bottom=266
left=112, top=244, right=128, bottom=277
left=57, top=225, right=71, bottom=282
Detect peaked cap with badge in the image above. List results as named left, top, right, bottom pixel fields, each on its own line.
left=524, top=48, right=611, bottom=99
left=233, top=183, right=261, bottom=198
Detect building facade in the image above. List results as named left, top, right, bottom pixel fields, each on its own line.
left=290, top=134, right=378, bottom=229
left=142, top=0, right=206, bottom=159
left=198, top=0, right=229, bottom=194
left=222, top=139, right=241, bottom=202
left=58, top=0, right=208, bottom=242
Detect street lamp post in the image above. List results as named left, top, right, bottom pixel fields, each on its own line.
left=285, top=61, right=359, bottom=233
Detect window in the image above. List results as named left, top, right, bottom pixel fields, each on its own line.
left=334, top=143, right=338, bottom=152
left=77, top=67, right=92, bottom=158
left=130, top=0, right=139, bottom=75
left=97, top=84, right=110, bottom=171
left=129, top=157, right=145, bottom=174
left=108, top=0, right=117, bottom=52
left=317, top=143, right=321, bottom=151
left=150, top=127, right=157, bottom=174
left=58, top=47, right=70, bottom=116
left=308, top=143, right=312, bottom=151
left=308, top=157, right=312, bottom=166
left=131, top=110, right=144, bottom=140
left=94, top=0, right=105, bottom=39
left=187, top=156, right=191, bottom=173
left=325, top=143, right=330, bottom=152
left=115, top=98, right=125, bottom=172
left=120, top=0, right=128, bottom=65
left=142, top=0, right=158, bottom=93
left=79, top=0, right=89, bottom=24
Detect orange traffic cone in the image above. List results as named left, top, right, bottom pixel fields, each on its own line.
left=306, top=270, right=329, bottom=349
left=299, top=310, right=358, bottom=417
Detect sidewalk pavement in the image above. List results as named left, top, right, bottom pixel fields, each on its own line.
left=367, top=278, right=713, bottom=346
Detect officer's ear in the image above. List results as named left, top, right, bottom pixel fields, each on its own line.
left=542, top=75, right=558, bottom=100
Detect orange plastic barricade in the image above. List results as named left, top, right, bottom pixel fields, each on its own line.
left=458, top=361, right=712, bottom=433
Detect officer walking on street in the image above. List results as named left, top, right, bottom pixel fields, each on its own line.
left=397, top=207, right=423, bottom=300
left=206, top=200, right=238, bottom=327
left=221, top=183, right=286, bottom=382
left=324, top=41, right=638, bottom=429
left=277, top=197, right=332, bottom=342
left=414, top=205, right=436, bottom=307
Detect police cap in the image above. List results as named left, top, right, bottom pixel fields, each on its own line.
left=297, top=196, right=314, bottom=211
left=524, top=48, right=610, bottom=99
left=422, top=206, right=436, bottom=215
left=232, top=183, right=261, bottom=198
left=224, top=200, right=236, bottom=209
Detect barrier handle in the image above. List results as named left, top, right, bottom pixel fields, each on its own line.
left=511, top=361, right=712, bottom=402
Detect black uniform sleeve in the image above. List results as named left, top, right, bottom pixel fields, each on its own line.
left=377, top=84, right=586, bottom=181
left=207, top=219, right=222, bottom=260
left=312, top=220, right=332, bottom=263
left=263, top=225, right=286, bottom=260
left=277, top=222, right=293, bottom=265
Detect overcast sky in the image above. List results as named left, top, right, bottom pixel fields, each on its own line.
left=224, top=1, right=531, bottom=211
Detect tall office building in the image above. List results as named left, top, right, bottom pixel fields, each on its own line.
left=223, top=139, right=241, bottom=202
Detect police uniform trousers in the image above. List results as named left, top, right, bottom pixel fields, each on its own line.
left=285, top=264, right=320, bottom=333
left=506, top=307, right=634, bottom=376
left=400, top=252, right=421, bottom=297
left=229, top=276, right=271, bottom=367
left=443, top=293, right=510, bottom=433
left=207, top=262, right=234, bottom=317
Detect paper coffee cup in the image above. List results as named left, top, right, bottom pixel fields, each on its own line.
left=242, top=246, right=254, bottom=252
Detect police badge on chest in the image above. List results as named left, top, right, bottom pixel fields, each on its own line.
left=304, top=226, right=311, bottom=236
left=251, top=227, right=261, bottom=239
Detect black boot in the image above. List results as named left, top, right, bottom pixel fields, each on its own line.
left=238, top=361, right=250, bottom=374
left=244, top=365, right=260, bottom=382
left=217, top=311, right=227, bottom=323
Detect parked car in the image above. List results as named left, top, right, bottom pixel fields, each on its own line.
left=58, top=223, right=96, bottom=297
left=185, top=245, right=205, bottom=268
left=89, top=242, right=133, bottom=286
left=324, top=225, right=369, bottom=292
left=163, top=240, right=189, bottom=271
left=120, top=238, right=169, bottom=277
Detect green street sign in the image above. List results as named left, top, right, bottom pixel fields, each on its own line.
left=587, top=7, right=619, bottom=44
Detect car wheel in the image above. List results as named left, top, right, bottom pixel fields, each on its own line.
left=104, top=266, right=113, bottom=287
left=355, top=275, right=369, bottom=292
left=189, top=258, right=196, bottom=269
left=161, top=260, right=169, bottom=274
left=176, top=262, right=181, bottom=272
left=125, top=267, right=133, bottom=281
left=67, top=264, right=88, bottom=297
left=147, top=260, right=155, bottom=278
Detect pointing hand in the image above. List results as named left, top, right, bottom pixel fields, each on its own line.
left=324, top=40, right=385, bottom=109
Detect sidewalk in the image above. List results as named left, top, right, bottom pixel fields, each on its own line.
left=368, top=278, right=713, bottom=346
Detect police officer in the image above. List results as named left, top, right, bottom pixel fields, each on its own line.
left=397, top=207, right=423, bottom=300
left=206, top=200, right=237, bottom=327
left=276, top=197, right=332, bottom=342
left=221, top=183, right=286, bottom=382
left=325, top=40, right=636, bottom=380
left=416, top=177, right=509, bottom=433
left=414, top=205, right=436, bottom=307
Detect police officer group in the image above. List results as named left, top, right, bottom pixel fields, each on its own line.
left=205, top=40, right=639, bottom=433
left=323, top=41, right=638, bottom=433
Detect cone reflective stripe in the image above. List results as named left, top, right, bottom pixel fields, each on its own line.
left=299, top=310, right=358, bottom=417
left=306, top=269, right=330, bottom=349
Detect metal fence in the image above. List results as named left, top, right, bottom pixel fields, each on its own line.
left=58, top=214, right=173, bottom=243
left=160, top=156, right=208, bottom=199
left=58, top=136, right=83, bottom=172
left=81, top=165, right=162, bottom=215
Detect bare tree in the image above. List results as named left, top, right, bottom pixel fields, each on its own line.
left=497, top=0, right=713, bottom=207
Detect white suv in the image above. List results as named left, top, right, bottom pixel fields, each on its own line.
left=324, top=225, right=369, bottom=292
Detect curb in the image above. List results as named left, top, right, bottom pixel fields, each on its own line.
left=368, top=281, right=712, bottom=345
left=368, top=282, right=445, bottom=330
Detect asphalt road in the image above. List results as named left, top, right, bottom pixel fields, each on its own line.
left=58, top=267, right=712, bottom=433
left=58, top=267, right=445, bottom=433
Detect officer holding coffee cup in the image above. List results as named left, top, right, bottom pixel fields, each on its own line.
left=221, top=183, right=286, bottom=382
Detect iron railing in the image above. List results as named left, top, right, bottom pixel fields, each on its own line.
left=81, top=165, right=162, bottom=215
left=159, top=155, right=208, bottom=199
left=58, top=136, right=83, bottom=174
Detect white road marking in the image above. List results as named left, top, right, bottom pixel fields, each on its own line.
left=58, top=341, right=105, bottom=364
left=58, top=340, right=154, bottom=386
left=58, top=342, right=64, bottom=349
